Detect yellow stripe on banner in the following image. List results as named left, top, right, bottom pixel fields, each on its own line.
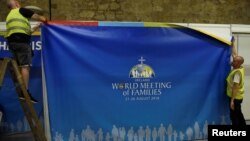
left=144, top=22, right=231, bottom=45
left=144, top=22, right=182, bottom=28
left=191, top=28, right=231, bottom=45
left=32, top=31, right=41, bottom=36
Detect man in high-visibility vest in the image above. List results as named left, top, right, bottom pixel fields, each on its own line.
left=226, top=55, right=246, bottom=126
left=6, top=0, right=47, bottom=103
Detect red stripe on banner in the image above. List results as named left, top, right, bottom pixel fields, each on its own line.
left=46, top=21, right=99, bottom=26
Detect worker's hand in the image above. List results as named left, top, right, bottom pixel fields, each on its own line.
left=230, top=99, right=235, bottom=111
left=31, top=14, right=47, bottom=23
left=31, top=22, right=42, bottom=33
left=41, top=17, right=47, bottom=23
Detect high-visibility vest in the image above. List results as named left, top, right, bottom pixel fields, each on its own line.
left=226, top=67, right=245, bottom=100
left=6, top=8, right=31, bottom=37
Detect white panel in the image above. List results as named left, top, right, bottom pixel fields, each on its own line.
left=0, top=23, right=5, bottom=32
left=243, top=75, right=250, bottom=120
left=237, top=34, right=250, bottom=120
left=232, top=24, right=250, bottom=33
left=238, top=34, right=250, bottom=64
left=172, top=23, right=189, bottom=27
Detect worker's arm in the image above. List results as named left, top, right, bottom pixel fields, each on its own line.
left=20, top=8, right=47, bottom=23
left=231, top=37, right=237, bottom=58
left=230, top=82, right=240, bottom=110
left=30, top=14, right=47, bottom=33
left=31, top=14, right=47, bottom=23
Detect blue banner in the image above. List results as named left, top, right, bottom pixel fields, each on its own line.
left=42, top=22, right=231, bottom=141
left=0, top=35, right=43, bottom=133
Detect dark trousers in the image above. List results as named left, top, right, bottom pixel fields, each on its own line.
left=229, top=98, right=246, bottom=126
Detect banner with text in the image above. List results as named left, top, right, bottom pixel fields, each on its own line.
left=0, top=35, right=43, bottom=133
left=42, top=22, right=231, bottom=141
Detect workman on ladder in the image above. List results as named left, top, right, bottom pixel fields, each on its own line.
left=5, top=0, right=47, bottom=103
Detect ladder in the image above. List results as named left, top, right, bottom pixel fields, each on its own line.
left=0, top=58, right=47, bottom=141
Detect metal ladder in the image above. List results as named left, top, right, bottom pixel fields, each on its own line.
left=0, top=58, right=47, bottom=141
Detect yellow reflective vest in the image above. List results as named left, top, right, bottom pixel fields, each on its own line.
left=6, top=8, right=31, bottom=37
left=226, top=67, right=244, bottom=100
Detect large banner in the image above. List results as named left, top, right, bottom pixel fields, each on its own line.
left=42, top=22, right=231, bottom=141
left=0, top=35, right=43, bottom=133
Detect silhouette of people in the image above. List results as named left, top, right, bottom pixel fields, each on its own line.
left=221, top=115, right=226, bottom=125
left=145, top=69, right=149, bottom=76
left=179, top=131, right=184, bottom=141
left=135, top=70, right=139, bottom=78
left=81, top=129, right=86, bottom=141
left=112, top=125, right=119, bottom=141
left=152, top=128, right=158, bottom=141
left=186, top=127, right=193, bottom=140
left=131, top=69, right=140, bottom=78
left=76, top=135, right=80, bottom=141
left=148, top=70, right=153, bottom=78
left=194, top=122, right=200, bottom=139
left=47, top=123, right=220, bottom=141
left=120, top=127, right=126, bottom=141
left=23, top=117, right=30, bottom=131
left=118, top=128, right=122, bottom=141
left=55, top=132, right=64, bottom=141
left=69, top=129, right=75, bottom=141
left=85, top=126, right=91, bottom=141
left=173, top=131, right=177, bottom=141
left=158, top=124, right=166, bottom=141
left=127, top=127, right=134, bottom=141
left=134, top=133, right=138, bottom=141
left=54, top=132, right=60, bottom=141
left=138, top=126, right=145, bottom=141
left=85, top=125, right=95, bottom=141
left=199, top=131, right=202, bottom=139
left=59, top=133, right=64, bottom=141
left=142, top=70, right=146, bottom=78
left=97, top=128, right=104, bottom=141
left=203, top=121, right=208, bottom=138
left=130, top=70, right=134, bottom=78
left=16, top=120, right=23, bottom=132
left=167, top=124, right=173, bottom=141
left=90, top=129, right=95, bottom=141
left=145, top=126, right=151, bottom=141
left=105, top=132, right=111, bottom=141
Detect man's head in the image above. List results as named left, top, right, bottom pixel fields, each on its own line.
left=6, top=0, right=20, bottom=9
left=232, top=56, right=244, bottom=68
